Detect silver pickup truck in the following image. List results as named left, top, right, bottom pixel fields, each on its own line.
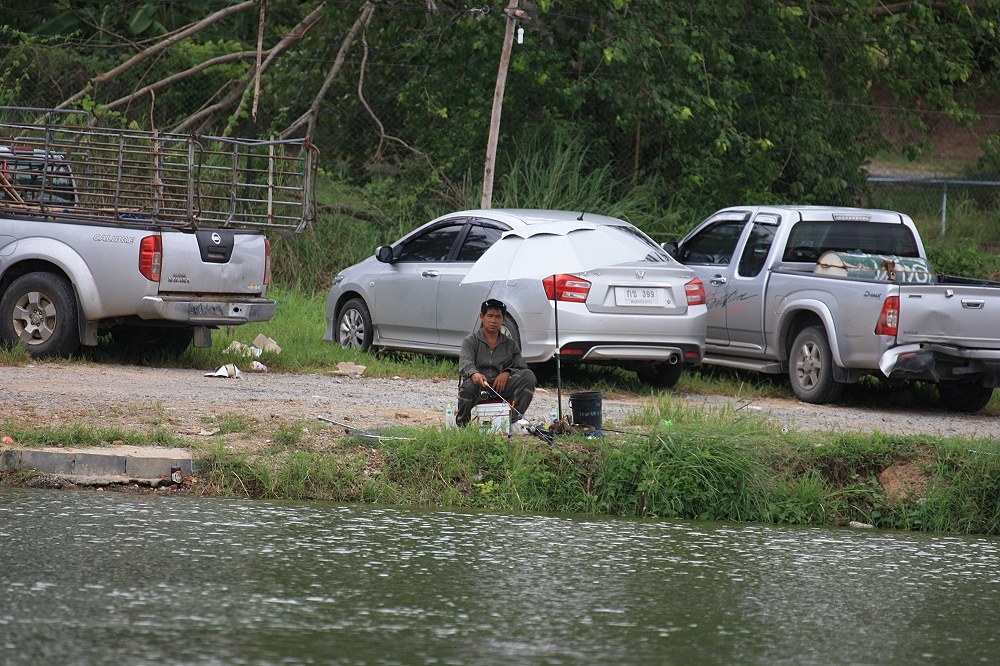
left=666, top=205, right=1000, bottom=412
left=0, top=107, right=315, bottom=357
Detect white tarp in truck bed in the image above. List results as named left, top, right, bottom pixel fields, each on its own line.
left=0, top=106, right=317, bottom=232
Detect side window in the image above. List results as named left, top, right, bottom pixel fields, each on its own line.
left=680, top=221, right=746, bottom=265
left=456, top=224, right=504, bottom=262
left=397, top=223, right=465, bottom=262
left=737, top=223, right=776, bottom=278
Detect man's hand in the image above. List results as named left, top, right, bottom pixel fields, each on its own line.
left=471, top=372, right=488, bottom=388
left=493, top=370, right=511, bottom=392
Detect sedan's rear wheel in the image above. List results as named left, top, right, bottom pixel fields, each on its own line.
left=637, top=361, right=684, bottom=389
left=337, top=298, right=373, bottom=351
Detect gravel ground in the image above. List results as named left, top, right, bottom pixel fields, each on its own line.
left=1, top=362, right=997, bottom=446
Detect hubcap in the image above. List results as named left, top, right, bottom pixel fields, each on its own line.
left=795, top=340, right=820, bottom=389
left=338, top=310, right=365, bottom=349
left=12, top=291, right=56, bottom=345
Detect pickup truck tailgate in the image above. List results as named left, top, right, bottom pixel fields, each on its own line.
left=158, top=229, right=267, bottom=294
left=897, top=283, right=1000, bottom=350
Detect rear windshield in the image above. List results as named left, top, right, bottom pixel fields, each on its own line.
left=783, top=221, right=920, bottom=262
left=0, top=155, right=76, bottom=206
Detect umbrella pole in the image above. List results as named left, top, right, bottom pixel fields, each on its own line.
left=554, top=285, right=562, bottom=422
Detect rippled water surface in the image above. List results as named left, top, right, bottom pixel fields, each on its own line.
left=2, top=488, right=999, bottom=665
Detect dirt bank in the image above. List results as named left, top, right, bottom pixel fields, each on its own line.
left=2, top=362, right=996, bottom=449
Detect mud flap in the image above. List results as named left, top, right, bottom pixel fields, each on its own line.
left=193, top=326, right=212, bottom=348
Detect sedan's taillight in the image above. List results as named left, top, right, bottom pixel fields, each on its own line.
left=138, top=235, right=162, bottom=282
left=685, top=277, right=706, bottom=306
left=543, top=274, right=591, bottom=303
left=875, top=296, right=899, bottom=336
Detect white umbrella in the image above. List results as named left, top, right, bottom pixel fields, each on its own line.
left=460, top=221, right=649, bottom=419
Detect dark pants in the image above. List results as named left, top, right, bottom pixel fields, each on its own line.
left=457, top=369, right=537, bottom=426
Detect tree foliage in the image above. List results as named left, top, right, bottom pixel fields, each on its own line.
left=1, top=0, right=999, bottom=222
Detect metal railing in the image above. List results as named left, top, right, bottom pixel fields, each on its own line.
left=0, top=107, right=317, bottom=232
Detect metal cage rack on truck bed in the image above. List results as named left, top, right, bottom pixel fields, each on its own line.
left=0, top=107, right=317, bottom=232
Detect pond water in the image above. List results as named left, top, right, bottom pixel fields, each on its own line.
left=2, top=487, right=998, bottom=665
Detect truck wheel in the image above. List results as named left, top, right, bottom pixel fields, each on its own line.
left=111, top=325, right=194, bottom=358
left=0, top=272, right=79, bottom=357
left=337, top=298, right=373, bottom=351
left=637, top=361, right=684, bottom=389
left=789, top=326, right=843, bottom=404
left=938, top=382, right=994, bottom=413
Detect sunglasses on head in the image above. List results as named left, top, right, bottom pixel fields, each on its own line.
left=481, top=299, right=507, bottom=315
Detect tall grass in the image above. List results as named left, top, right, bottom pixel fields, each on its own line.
left=185, top=397, right=1000, bottom=535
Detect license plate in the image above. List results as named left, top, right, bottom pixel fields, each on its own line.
left=615, top=287, right=666, bottom=306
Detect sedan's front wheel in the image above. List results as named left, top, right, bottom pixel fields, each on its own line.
left=337, top=298, right=373, bottom=351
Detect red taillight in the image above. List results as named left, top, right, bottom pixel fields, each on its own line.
left=542, top=274, right=591, bottom=303
left=875, top=296, right=899, bottom=336
left=138, top=235, right=161, bottom=282
left=685, top=277, right=706, bottom=306
left=263, top=238, right=271, bottom=286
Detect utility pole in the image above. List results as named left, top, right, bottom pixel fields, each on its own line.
left=480, top=0, right=519, bottom=210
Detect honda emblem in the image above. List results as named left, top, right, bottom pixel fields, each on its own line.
left=635, top=270, right=645, bottom=280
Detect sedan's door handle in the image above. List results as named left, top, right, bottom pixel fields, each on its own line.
left=421, top=270, right=440, bottom=278
left=710, top=274, right=727, bottom=286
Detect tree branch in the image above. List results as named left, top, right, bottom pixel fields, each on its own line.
left=56, top=0, right=257, bottom=111
left=280, top=2, right=376, bottom=140
left=810, top=2, right=951, bottom=18
left=104, top=50, right=265, bottom=112
left=172, top=2, right=327, bottom=134
left=355, top=17, right=461, bottom=206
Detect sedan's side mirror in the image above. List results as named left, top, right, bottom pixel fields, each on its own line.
left=662, top=241, right=679, bottom=257
left=375, top=245, right=394, bottom=263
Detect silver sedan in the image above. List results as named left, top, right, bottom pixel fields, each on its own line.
left=323, top=209, right=707, bottom=387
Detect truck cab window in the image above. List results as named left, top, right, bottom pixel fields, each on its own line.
left=680, top=220, right=745, bottom=265
left=737, top=223, right=776, bottom=277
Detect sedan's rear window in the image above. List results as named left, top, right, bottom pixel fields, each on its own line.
left=456, top=225, right=503, bottom=261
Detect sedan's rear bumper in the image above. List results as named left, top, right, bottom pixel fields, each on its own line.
left=559, top=341, right=702, bottom=365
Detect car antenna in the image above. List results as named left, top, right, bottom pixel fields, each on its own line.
left=577, top=211, right=586, bottom=220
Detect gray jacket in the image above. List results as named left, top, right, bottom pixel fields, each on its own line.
left=458, top=329, right=527, bottom=382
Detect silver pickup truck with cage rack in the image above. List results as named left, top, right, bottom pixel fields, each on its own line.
left=0, top=106, right=316, bottom=357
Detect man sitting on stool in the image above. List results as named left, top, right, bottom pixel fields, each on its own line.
left=457, top=298, right=537, bottom=427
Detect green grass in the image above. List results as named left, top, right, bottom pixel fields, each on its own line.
left=0, top=421, right=181, bottom=449
left=180, top=397, right=1000, bottom=535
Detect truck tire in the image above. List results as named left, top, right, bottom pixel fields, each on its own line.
left=789, top=326, right=843, bottom=404
left=938, top=382, right=994, bottom=413
left=0, top=272, right=79, bottom=357
left=637, top=361, right=684, bottom=389
left=111, top=325, right=193, bottom=358
left=337, top=298, right=373, bottom=351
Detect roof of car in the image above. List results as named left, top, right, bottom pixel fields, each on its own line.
left=443, top=208, right=629, bottom=227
